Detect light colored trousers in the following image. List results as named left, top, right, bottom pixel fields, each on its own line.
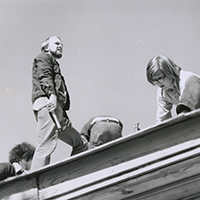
left=31, top=102, right=85, bottom=170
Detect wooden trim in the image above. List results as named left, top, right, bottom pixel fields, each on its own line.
left=39, top=141, right=200, bottom=199
left=1, top=110, right=200, bottom=199
left=37, top=110, right=200, bottom=190
left=49, top=154, right=200, bottom=200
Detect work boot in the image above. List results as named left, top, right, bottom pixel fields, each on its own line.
left=70, top=135, right=89, bottom=156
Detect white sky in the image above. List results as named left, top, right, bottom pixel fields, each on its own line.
left=0, top=0, right=200, bottom=164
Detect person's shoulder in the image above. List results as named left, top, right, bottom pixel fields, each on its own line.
left=181, top=70, right=200, bottom=83
left=0, top=162, right=16, bottom=181
left=35, top=52, right=52, bottom=61
left=181, top=70, right=199, bottom=77
left=0, top=162, right=15, bottom=172
left=0, top=162, right=13, bottom=167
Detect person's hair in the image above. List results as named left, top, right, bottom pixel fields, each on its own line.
left=41, top=36, right=62, bottom=52
left=146, top=55, right=181, bottom=88
left=9, top=142, right=35, bottom=164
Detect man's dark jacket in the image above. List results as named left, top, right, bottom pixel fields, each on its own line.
left=32, top=52, right=70, bottom=110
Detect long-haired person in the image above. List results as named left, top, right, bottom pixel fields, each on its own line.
left=146, top=55, right=200, bottom=123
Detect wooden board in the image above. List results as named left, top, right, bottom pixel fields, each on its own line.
left=39, top=143, right=200, bottom=199
left=1, top=110, right=200, bottom=199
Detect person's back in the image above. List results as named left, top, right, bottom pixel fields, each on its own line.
left=81, top=115, right=123, bottom=149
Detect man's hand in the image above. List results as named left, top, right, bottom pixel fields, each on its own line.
left=47, top=94, right=57, bottom=112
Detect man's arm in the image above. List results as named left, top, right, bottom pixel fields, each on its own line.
left=35, top=53, right=58, bottom=111
left=35, top=52, right=57, bottom=96
left=177, top=75, right=200, bottom=114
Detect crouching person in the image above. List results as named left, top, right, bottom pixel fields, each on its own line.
left=81, top=115, right=123, bottom=149
left=0, top=142, right=35, bottom=181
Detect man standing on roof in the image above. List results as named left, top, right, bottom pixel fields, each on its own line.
left=81, top=115, right=123, bottom=149
left=31, top=36, right=88, bottom=170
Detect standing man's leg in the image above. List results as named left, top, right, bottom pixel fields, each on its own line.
left=31, top=107, right=58, bottom=170
left=56, top=102, right=88, bottom=156
left=58, top=125, right=88, bottom=156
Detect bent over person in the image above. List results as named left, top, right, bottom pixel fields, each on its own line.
left=0, top=142, right=35, bottom=181
left=146, top=55, right=200, bottom=123
left=31, top=36, right=88, bottom=170
left=81, top=115, right=123, bottom=149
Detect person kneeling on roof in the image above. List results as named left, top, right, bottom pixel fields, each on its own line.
left=80, top=115, right=123, bottom=149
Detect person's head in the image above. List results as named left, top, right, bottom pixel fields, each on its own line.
left=9, top=142, right=35, bottom=171
left=41, top=36, right=63, bottom=59
left=146, top=55, right=181, bottom=91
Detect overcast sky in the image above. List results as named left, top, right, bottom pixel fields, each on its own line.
left=1, top=0, right=200, bottom=164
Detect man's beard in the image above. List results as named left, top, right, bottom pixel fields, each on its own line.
left=51, top=50, right=62, bottom=59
